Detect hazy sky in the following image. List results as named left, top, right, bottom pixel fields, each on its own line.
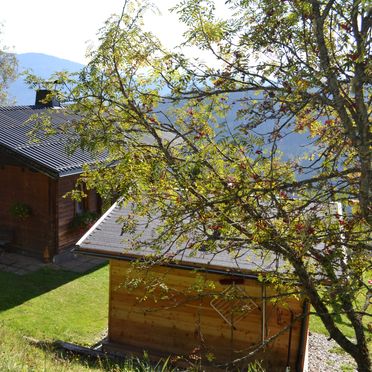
left=1, top=0, right=185, bottom=64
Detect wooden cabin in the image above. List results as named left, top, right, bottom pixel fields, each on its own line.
left=75, top=202, right=309, bottom=371
left=0, top=91, right=103, bottom=261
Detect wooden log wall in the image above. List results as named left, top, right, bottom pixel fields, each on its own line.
left=107, top=259, right=308, bottom=371
left=57, top=175, right=100, bottom=251
left=0, top=164, right=56, bottom=258
left=0, top=164, right=101, bottom=257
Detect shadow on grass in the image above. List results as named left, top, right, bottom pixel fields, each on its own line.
left=0, top=263, right=107, bottom=312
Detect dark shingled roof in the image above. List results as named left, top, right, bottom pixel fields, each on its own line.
left=0, top=105, right=104, bottom=178
left=75, top=202, right=282, bottom=276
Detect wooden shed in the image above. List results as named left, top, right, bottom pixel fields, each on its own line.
left=75, top=202, right=309, bottom=371
left=0, top=92, right=104, bottom=260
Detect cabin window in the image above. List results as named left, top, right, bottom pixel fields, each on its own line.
left=75, top=199, right=85, bottom=215
left=74, top=184, right=88, bottom=215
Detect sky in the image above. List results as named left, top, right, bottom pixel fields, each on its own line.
left=1, top=0, right=186, bottom=64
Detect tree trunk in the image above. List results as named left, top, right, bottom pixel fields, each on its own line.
left=354, top=345, right=372, bottom=372
left=359, top=148, right=372, bottom=226
left=342, top=292, right=372, bottom=372
left=290, top=257, right=371, bottom=371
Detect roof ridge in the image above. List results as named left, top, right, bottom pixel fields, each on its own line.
left=0, top=105, right=68, bottom=112
left=0, top=105, right=36, bottom=111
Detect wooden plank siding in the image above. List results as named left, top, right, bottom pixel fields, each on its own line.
left=57, top=176, right=101, bottom=251
left=0, top=164, right=101, bottom=258
left=0, top=164, right=56, bottom=259
left=106, top=259, right=308, bottom=371
left=57, top=175, right=78, bottom=250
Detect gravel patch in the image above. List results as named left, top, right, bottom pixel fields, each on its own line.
left=308, top=332, right=357, bottom=372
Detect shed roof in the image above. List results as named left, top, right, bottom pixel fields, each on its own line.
left=0, top=105, right=105, bottom=178
left=75, top=202, right=283, bottom=276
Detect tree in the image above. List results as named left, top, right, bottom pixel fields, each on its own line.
left=45, top=0, right=371, bottom=370
left=0, top=24, right=17, bottom=104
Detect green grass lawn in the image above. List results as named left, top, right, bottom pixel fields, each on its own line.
left=0, top=326, right=102, bottom=371
left=0, top=264, right=114, bottom=370
left=0, top=264, right=109, bottom=345
left=0, top=325, right=170, bottom=372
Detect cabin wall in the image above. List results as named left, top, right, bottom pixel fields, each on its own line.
left=0, top=164, right=101, bottom=258
left=57, top=175, right=101, bottom=251
left=107, top=259, right=308, bottom=371
left=0, top=164, right=56, bottom=259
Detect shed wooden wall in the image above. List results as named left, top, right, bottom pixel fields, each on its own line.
left=0, top=164, right=56, bottom=258
left=107, top=259, right=308, bottom=371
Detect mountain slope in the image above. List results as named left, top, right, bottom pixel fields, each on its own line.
left=6, top=53, right=311, bottom=161
left=8, top=53, right=84, bottom=105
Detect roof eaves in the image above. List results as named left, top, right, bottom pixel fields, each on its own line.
left=0, top=144, right=59, bottom=179
left=58, top=167, right=84, bottom=177
left=73, top=246, right=260, bottom=280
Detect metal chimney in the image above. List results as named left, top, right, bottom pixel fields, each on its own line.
left=35, top=90, right=60, bottom=108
